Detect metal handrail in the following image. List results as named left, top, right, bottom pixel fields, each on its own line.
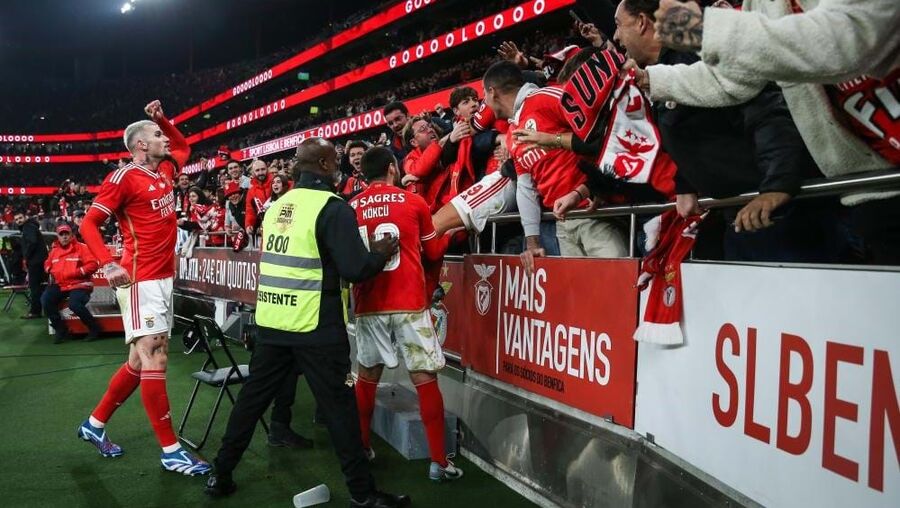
left=486, top=169, right=900, bottom=224
left=185, top=170, right=900, bottom=253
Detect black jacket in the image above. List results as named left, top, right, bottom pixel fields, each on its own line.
left=257, top=172, right=387, bottom=346
left=227, top=198, right=246, bottom=231
left=389, top=133, right=409, bottom=163
left=653, top=49, right=818, bottom=199
left=19, top=218, right=47, bottom=267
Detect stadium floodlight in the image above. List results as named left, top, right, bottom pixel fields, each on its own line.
left=121, top=3, right=133, bottom=14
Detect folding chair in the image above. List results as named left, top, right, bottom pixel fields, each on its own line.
left=2, top=284, right=30, bottom=312
left=178, top=314, right=268, bottom=450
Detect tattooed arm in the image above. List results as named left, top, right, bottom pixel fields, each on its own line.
left=653, top=0, right=704, bottom=53
left=655, top=0, right=900, bottom=83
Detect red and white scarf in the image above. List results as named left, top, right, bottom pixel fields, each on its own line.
left=561, top=49, right=675, bottom=198
left=634, top=210, right=704, bottom=345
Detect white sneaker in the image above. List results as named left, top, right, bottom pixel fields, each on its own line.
left=428, top=456, right=463, bottom=482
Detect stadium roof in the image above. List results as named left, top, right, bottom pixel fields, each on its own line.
left=0, top=0, right=375, bottom=80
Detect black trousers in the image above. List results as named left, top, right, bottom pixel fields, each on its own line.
left=214, top=341, right=374, bottom=499
left=271, top=372, right=299, bottom=426
left=26, top=263, right=45, bottom=315
left=41, top=285, right=99, bottom=336
left=721, top=200, right=847, bottom=263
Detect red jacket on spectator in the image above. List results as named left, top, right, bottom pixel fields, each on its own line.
left=244, top=174, right=273, bottom=230
left=44, top=240, right=99, bottom=292
left=402, top=142, right=446, bottom=213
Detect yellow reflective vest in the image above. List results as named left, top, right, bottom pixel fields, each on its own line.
left=255, top=188, right=342, bottom=332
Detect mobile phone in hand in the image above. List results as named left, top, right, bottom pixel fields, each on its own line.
left=568, top=9, right=585, bottom=25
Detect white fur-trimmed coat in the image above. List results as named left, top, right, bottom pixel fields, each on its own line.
left=646, top=0, right=899, bottom=205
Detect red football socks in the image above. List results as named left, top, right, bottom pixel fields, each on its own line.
left=140, top=369, right=179, bottom=448
left=91, top=363, right=141, bottom=424
left=355, top=377, right=379, bottom=449
left=415, top=378, right=447, bottom=466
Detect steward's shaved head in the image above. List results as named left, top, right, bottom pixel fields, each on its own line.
left=293, top=137, right=337, bottom=181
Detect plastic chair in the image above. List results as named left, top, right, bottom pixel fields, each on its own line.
left=177, top=314, right=268, bottom=450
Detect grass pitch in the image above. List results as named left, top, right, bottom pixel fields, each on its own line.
left=0, top=295, right=532, bottom=508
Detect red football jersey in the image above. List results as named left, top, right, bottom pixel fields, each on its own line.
left=826, top=68, right=900, bottom=165
left=350, top=182, right=439, bottom=315
left=508, top=86, right=587, bottom=208
left=91, top=163, right=177, bottom=282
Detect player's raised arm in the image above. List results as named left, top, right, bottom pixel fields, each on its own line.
left=145, top=100, right=190, bottom=168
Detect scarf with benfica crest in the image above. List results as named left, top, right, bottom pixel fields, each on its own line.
left=559, top=48, right=675, bottom=199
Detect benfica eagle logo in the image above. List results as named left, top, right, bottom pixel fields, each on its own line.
left=613, top=129, right=655, bottom=179
left=473, top=264, right=496, bottom=316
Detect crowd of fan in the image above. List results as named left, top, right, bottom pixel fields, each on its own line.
left=0, top=22, right=564, bottom=170
left=2, top=0, right=897, bottom=270
left=0, top=0, right=520, bottom=157
left=0, top=0, right=400, bottom=136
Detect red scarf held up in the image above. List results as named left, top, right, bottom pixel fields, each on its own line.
left=560, top=48, right=676, bottom=199
left=449, top=128, right=476, bottom=198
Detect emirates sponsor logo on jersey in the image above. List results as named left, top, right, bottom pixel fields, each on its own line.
left=151, top=191, right=176, bottom=217
left=473, top=263, right=497, bottom=316
left=518, top=147, right=548, bottom=171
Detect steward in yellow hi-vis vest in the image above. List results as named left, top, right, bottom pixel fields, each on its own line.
left=212, top=139, right=406, bottom=505
left=256, top=187, right=336, bottom=332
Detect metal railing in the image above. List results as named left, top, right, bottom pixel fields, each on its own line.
left=484, top=170, right=900, bottom=256
left=189, top=170, right=900, bottom=256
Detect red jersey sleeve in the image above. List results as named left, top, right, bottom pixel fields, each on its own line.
left=82, top=171, right=128, bottom=266
left=81, top=207, right=113, bottom=267
left=91, top=170, right=127, bottom=218
left=472, top=101, right=495, bottom=132
left=156, top=114, right=190, bottom=169
left=415, top=195, right=443, bottom=262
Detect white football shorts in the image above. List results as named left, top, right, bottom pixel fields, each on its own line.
left=115, top=277, right=174, bottom=343
left=355, top=310, right=446, bottom=372
left=450, top=171, right=516, bottom=233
